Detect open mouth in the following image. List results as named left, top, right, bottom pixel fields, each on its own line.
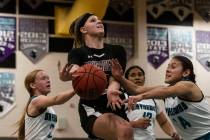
left=96, top=24, right=104, bottom=28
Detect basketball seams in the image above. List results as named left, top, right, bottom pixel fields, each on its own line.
left=72, top=64, right=107, bottom=100
left=91, top=66, right=107, bottom=83
left=84, top=64, right=97, bottom=99
left=72, top=74, right=84, bottom=91
left=93, top=73, right=103, bottom=96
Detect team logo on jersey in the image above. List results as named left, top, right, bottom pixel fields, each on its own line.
left=0, top=72, right=15, bottom=118
left=93, top=53, right=105, bottom=58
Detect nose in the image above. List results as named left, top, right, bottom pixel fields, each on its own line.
left=166, top=68, right=170, bottom=73
left=97, top=20, right=102, bottom=24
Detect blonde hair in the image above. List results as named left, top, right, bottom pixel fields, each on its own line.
left=14, top=69, right=43, bottom=140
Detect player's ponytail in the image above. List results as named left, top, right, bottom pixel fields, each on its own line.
left=17, top=107, right=27, bottom=140
left=13, top=102, right=29, bottom=140
left=69, top=13, right=94, bottom=48
left=14, top=69, right=42, bottom=139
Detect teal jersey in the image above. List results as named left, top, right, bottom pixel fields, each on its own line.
left=165, top=96, right=210, bottom=140
left=125, top=93, right=161, bottom=140
left=25, top=106, right=57, bottom=140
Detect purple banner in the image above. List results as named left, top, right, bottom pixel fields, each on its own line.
left=104, top=23, right=134, bottom=60
left=19, top=18, right=49, bottom=64
left=0, top=17, right=16, bottom=63
left=169, top=27, right=193, bottom=58
left=147, top=27, right=169, bottom=69
left=196, top=31, right=210, bottom=71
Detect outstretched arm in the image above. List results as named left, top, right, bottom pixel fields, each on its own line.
left=111, top=59, right=160, bottom=95
left=32, top=89, right=76, bottom=109
left=126, top=81, right=194, bottom=110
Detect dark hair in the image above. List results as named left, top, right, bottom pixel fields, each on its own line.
left=125, top=65, right=145, bottom=79
left=69, top=13, right=94, bottom=48
left=173, top=55, right=196, bottom=83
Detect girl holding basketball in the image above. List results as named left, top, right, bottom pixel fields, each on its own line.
left=58, top=13, right=134, bottom=140
left=16, top=69, right=75, bottom=140
left=111, top=56, right=210, bottom=140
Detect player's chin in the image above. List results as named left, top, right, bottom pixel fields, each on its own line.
left=165, top=79, right=176, bottom=85
left=45, top=89, right=51, bottom=94
left=97, top=31, right=104, bottom=36
left=164, top=79, right=171, bottom=84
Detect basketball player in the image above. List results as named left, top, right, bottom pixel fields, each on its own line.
left=16, top=69, right=75, bottom=140
left=124, top=65, right=180, bottom=140
left=58, top=13, right=133, bottom=139
left=111, top=56, right=210, bottom=140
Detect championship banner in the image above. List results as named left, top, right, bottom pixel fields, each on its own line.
left=24, top=0, right=44, bottom=9
left=0, top=0, right=10, bottom=8
left=104, top=23, right=134, bottom=60
left=19, top=18, right=49, bottom=64
left=0, top=16, right=16, bottom=68
left=0, top=72, right=15, bottom=118
left=196, top=31, right=210, bottom=71
left=195, top=0, right=210, bottom=22
left=109, top=0, right=133, bottom=15
left=169, top=27, right=193, bottom=58
left=147, top=0, right=193, bottom=26
left=147, top=27, right=169, bottom=69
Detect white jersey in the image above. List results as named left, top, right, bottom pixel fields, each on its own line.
left=125, top=94, right=161, bottom=140
left=165, top=96, right=210, bottom=140
left=25, top=106, right=57, bottom=140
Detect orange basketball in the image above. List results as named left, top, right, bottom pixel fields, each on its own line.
left=72, top=64, right=107, bottom=100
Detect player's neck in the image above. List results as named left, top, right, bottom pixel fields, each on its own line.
left=85, top=36, right=104, bottom=49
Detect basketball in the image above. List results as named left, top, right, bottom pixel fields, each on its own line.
left=72, top=64, right=107, bottom=100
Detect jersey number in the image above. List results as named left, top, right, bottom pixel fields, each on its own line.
left=173, top=116, right=191, bottom=129
left=47, top=124, right=55, bottom=138
left=143, top=112, right=152, bottom=119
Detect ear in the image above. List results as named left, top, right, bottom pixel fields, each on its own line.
left=80, top=27, right=87, bottom=34
left=30, top=83, right=36, bottom=89
left=182, top=69, right=190, bottom=77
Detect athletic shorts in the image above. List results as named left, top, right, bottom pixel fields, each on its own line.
left=78, top=94, right=128, bottom=139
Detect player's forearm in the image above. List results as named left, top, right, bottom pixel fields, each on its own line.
left=160, top=121, right=177, bottom=137
left=141, top=87, right=170, bottom=100
left=119, top=77, right=141, bottom=94
left=108, top=77, right=120, bottom=91
left=129, top=120, right=137, bottom=128
left=54, top=89, right=75, bottom=104
left=157, top=113, right=176, bottom=137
